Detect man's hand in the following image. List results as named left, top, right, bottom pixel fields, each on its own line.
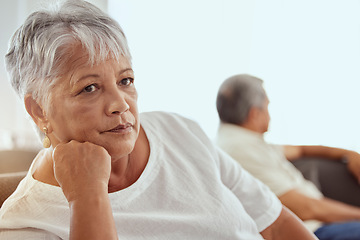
left=345, top=151, right=360, bottom=183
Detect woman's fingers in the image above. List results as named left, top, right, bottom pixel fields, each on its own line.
left=52, top=141, right=111, bottom=202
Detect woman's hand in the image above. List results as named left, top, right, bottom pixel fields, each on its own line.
left=52, top=140, right=111, bottom=202
left=52, top=141, right=118, bottom=240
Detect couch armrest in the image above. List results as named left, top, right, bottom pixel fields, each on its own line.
left=292, top=157, right=360, bottom=207
left=0, top=171, right=27, bottom=207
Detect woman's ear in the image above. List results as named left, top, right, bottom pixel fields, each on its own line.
left=24, top=94, right=48, bottom=128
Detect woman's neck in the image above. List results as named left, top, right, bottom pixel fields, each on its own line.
left=107, top=126, right=150, bottom=192
left=32, top=148, right=60, bottom=187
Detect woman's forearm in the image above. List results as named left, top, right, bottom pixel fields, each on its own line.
left=69, top=189, right=118, bottom=240
left=52, top=142, right=117, bottom=239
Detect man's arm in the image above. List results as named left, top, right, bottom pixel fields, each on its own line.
left=279, top=189, right=360, bottom=223
left=283, top=145, right=360, bottom=182
left=260, top=206, right=317, bottom=240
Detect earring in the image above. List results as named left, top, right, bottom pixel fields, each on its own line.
left=42, top=127, right=51, bottom=148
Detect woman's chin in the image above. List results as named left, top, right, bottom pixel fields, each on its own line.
left=105, top=143, right=135, bottom=159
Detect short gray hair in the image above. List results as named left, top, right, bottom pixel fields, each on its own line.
left=216, top=74, right=267, bottom=125
left=5, top=0, right=131, bottom=108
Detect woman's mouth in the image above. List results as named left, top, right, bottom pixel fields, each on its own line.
left=105, top=123, right=133, bottom=134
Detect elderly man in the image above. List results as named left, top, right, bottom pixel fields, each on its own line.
left=215, top=74, right=360, bottom=240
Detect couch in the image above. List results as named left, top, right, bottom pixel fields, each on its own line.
left=292, top=156, right=360, bottom=207
left=0, top=150, right=38, bottom=207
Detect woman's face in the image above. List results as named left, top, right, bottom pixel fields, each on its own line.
left=46, top=47, right=139, bottom=159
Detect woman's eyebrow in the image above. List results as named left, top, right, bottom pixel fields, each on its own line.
left=71, top=67, right=134, bottom=86
left=70, top=74, right=100, bottom=88
left=78, top=74, right=99, bottom=82
left=117, top=68, right=134, bottom=76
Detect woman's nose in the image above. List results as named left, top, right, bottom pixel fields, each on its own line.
left=106, top=89, right=129, bottom=116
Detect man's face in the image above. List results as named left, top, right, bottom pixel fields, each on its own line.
left=257, top=97, right=270, bottom=133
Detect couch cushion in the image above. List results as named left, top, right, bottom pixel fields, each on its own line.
left=0, top=150, right=37, bottom=173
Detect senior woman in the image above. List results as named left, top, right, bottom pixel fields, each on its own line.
left=0, top=1, right=316, bottom=239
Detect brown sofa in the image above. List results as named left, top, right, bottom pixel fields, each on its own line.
left=0, top=150, right=38, bottom=207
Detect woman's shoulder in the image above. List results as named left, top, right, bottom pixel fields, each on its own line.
left=140, top=111, right=199, bottom=129
left=0, top=171, right=68, bottom=233
left=140, top=111, right=185, bottom=120
left=140, top=111, right=207, bottom=138
left=0, top=149, right=67, bottom=225
left=140, top=111, right=214, bottom=150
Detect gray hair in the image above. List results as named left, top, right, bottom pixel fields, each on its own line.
left=216, top=74, right=267, bottom=125
left=5, top=0, right=131, bottom=140
left=6, top=0, right=131, bottom=106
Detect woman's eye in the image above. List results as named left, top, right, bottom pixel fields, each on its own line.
left=119, top=78, right=134, bottom=86
left=82, top=84, right=97, bottom=93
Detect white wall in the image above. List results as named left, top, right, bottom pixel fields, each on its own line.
left=109, top=0, right=360, bottom=152
left=0, top=0, right=33, bottom=149
left=1, top=0, right=360, bottom=152
left=109, top=0, right=257, bottom=140
left=249, top=0, right=360, bottom=150
left=0, top=0, right=107, bottom=149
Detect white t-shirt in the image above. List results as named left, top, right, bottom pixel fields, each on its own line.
left=0, top=112, right=282, bottom=239
left=216, top=123, right=323, bottom=231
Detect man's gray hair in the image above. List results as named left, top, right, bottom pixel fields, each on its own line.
left=5, top=0, right=131, bottom=108
left=216, top=74, right=267, bottom=125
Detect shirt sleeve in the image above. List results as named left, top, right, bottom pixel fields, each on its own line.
left=168, top=114, right=282, bottom=231
left=215, top=147, right=282, bottom=232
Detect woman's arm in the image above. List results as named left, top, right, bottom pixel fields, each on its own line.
left=69, top=187, right=117, bottom=240
left=53, top=141, right=118, bottom=240
left=260, top=206, right=318, bottom=240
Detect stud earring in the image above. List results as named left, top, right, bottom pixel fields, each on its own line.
left=42, top=127, right=51, bottom=148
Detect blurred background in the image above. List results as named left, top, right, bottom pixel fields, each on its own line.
left=1, top=0, right=359, bottom=152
